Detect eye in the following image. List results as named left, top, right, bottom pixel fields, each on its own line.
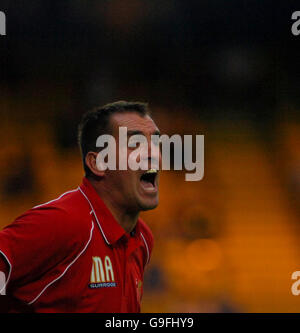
left=128, top=136, right=141, bottom=148
left=129, top=136, right=139, bottom=144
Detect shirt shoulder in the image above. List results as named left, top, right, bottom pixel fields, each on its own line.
left=0, top=188, right=94, bottom=286
left=1, top=188, right=92, bottom=263
left=27, top=188, right=91, bottom=233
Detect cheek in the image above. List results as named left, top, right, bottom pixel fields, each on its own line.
left=108, top=171, right=127, bottom=189
left=118, top=171, right=138, bottom=191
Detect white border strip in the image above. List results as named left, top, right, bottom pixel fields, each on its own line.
left=78, top=187, right=110, bottom=245
left=0, top=250, right=12, bottom=294
left=28, top=221, right=94, bottom=305
left=140, top=232, right=150, bottom=265
left=33, top=189, right=78, bottom=209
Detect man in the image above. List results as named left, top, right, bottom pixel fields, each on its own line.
left=0, top=101, right=160, bottom=312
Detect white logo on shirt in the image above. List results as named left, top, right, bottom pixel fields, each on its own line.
left=89, top=256, right=116, bottom=288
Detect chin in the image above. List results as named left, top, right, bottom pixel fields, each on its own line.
left=138, top=199, right=159, bottom=211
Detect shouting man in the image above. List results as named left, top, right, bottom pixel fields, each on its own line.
left=0, top=101, right=160, bottom=312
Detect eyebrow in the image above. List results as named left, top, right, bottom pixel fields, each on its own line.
left=127, top=130, right=161, bottom=136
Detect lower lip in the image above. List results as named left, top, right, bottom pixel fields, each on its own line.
left=140, top=179, right=158, bottom=193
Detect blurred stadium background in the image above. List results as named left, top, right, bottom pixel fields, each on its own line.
left=0, top=0, right=299, bottom=312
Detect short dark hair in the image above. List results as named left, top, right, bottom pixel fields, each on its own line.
left=78, top=100, right=150, bottom=176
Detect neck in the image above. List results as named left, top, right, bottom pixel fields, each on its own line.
left=88, top=177, right=139, bottom=233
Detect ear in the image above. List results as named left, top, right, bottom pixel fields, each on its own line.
left=85, top=152, right=105, bottom=177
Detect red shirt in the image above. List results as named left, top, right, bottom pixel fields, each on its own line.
left=0, top=178, right=154, bottom=313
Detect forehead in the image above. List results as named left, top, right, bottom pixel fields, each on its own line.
left=110, top=111, right=159, bottom=134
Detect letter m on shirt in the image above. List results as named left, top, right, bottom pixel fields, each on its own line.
left=90, top=256, right=115, bottom=283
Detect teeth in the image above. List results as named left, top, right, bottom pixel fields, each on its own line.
left=145, top=169, right=157, bottom=174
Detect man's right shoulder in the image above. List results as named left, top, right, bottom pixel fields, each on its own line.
left=11, top=187, right=92, bottom=237
left=0, top=187, right=94, bottom=288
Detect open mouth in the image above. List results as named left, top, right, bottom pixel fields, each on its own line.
left=140, top=169, right=158, bottom=191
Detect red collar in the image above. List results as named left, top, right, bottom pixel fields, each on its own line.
left=79, top=177, right=140, bottom=245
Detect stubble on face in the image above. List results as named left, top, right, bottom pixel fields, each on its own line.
left=107, top=112, right=161, bottom=212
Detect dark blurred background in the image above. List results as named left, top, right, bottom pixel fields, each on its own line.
left=0, top=0, right=299, bottom=312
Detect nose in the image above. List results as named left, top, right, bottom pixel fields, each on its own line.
left=137, top=136, right=161, bottom=170
left=148, top=137, right=160, bottom=170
